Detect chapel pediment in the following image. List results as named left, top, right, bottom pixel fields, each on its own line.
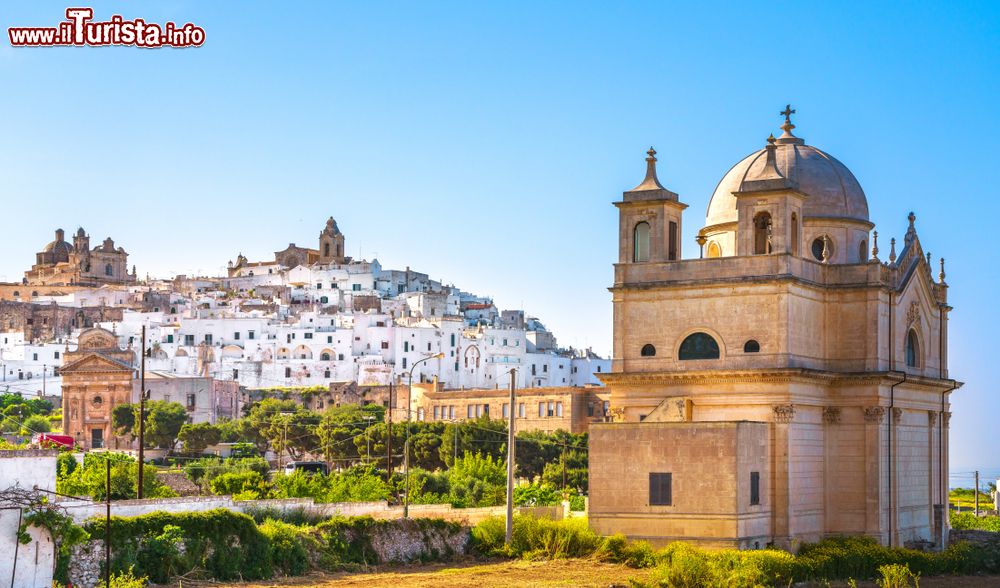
left=59, top=352, right=134, bottom=374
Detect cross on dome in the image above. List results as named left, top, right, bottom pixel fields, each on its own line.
left=780, top=104, right=796, bottom=124
left=777, top=103, right=802, bottom=144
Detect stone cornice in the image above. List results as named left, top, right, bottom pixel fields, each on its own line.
left=598, top=368, right=956, bottom=389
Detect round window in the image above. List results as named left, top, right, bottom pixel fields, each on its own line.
left=91, top=395, right=103, bottom=406
left=811, top=236, right=833, bottom=261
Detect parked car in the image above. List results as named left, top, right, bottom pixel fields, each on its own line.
left=283, top=461, right=329, bottom=476
left=32, top=433, right=76, bottom=450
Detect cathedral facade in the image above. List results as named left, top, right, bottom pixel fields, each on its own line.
left=589, top=109, right=957, bottom=550
left=25, top=227, right=135, bottom=286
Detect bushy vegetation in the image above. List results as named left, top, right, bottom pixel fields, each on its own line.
left=0, top=392, right=54, bottom=434
left=471, top=516, right=1000, bottom=586
left=56, top=453, right=177, bottom=500
left=951, top=512, right=1000, bottom=532
left=84, top=510, right=465, bottom=583
left=85, top=509, right=272, bottom=583
left=187, top=451, right=581, bottom=510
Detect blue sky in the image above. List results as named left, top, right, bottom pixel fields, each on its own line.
left=1, top=2, right=997, bottom=472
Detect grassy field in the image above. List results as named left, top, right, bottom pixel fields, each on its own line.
left=206, top=560, right=652, bottom=588
left=950, top=488, right=993, bottom=512
left=195, top=559, right=1000, bottom=588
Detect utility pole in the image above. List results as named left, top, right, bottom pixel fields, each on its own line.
left=505, top=368, right=517, bottom=545
left=137, top=325, right=147, bottom=498
left=386, top=381, right=393, bottom=485
left=105, top=456, right=111, bottom=588
left=404, top=352, right=444, bottom=518
left=975, top=470, right=981, bottom=517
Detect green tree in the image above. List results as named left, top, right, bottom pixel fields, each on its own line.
left=57, top=453, right=176, bottom=500
left=22, top=414, right=51, bottom=434
left=143, top=401, right=188, bottom=449
left=247, top=399, right=319, bottom=460
left=447, top=451, right=507, bottom=507
left=316, top=403, right=383, bottom=465
left=439, top=417, right=507, bottom=467
left=177, top=422, right=222, bottom=454
left=111, top=403, right=136, bottom=439
left=217, top=417, right=268, bottom=455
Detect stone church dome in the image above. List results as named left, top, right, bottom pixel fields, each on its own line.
left=42, top=240, right=72, bottom=255
left=705, top=112, right=869, bottom=228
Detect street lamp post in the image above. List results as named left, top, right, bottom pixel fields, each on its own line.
left=403, top=352, right=444, bottom=518
left=505, top=368, right=517, bottom=545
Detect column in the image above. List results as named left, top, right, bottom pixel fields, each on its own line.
left=772, top=404, right=795, bottom=547
left=864, top=406, right=885, bottom=543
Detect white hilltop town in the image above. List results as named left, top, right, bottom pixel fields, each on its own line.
left=0, top=217, right=609, bottom=449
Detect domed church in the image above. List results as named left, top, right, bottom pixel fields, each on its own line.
left=589, top=107, right=957, bottom=550
left=25, top=227, right=136, bottom=286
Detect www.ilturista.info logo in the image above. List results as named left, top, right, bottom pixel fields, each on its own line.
left=8, top=8, right=205, bottom=48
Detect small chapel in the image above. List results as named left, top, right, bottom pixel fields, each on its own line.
left=589, top=107, right=958, bottom=550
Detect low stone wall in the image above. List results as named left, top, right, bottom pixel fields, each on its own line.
left=951, top=528, right=1000, bottom=547
left=60, top=495, right=562, bottom=525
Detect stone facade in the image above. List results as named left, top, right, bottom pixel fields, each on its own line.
left=228, top=217, right=349, bottom=277
left=59, top=328, right=136, bottom=449
left=589, top=109, right=958, bottom=550
left=409, top=380, right=609, bottom=434
left=0, top=300, right=122, bottom=342
left=24, top=227, right=136, bottom=286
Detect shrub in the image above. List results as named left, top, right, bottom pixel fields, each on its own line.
left=98, top=567, right=148, bottom=588
left=210, top=470, right=270, bottom=498
left=877, top=563, right=920, bottom=588
left=259, top=519, right=311, bottom=576
left=22, top=414, right=51, bottom=434
left=84, top=509, right=272, bottom=582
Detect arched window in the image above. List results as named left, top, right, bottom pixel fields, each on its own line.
left=633, top=222, right=650, bottom=262
left=12, top=291, right=18, bottom=297
left=105, top=263, right=113, bottom=276
left=706, top=242, right=721, bottom=258
left=678, top=332, right=720, bottom=360
left=791, top=213, right=799, bottom=256
left=640, top=344, right=656, bottom=357
left=324, top=243, right=330, bottom=257
left=320, top=352, right=331, bottom=361
left=859, top=240, right=868, bottom=263
left=743, top=340, right=760, bottom=353
left=753, top=212, right=772, bottom=255
left=905, top=329, right=920, bottom=368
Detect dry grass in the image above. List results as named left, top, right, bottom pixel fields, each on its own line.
left=202, top=559, right=653, bottom=588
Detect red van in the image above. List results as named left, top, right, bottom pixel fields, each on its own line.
left=32, top=433, right=76, bottom=450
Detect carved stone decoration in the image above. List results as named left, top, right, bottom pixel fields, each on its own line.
left=906, top=300, right=921, bottom=327
left=864, top=406, right=885, bottom=424
left=772, top=404, right=795, bottom=424
left=823, top=407, right=842, bottom=424
left=928, top=411, right=937, bottom=426
left=942, top=412, right=951, bottom=428
left=892, top=407, right=903, bottom=423
left=674, top=400, right=687, bottom=421
left=609, top=407, right=625, bottom=423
